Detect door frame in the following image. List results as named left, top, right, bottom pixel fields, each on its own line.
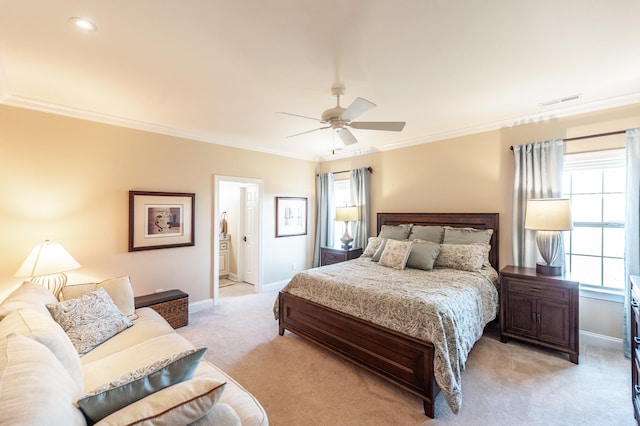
left=213, top=175, right=264, bottom=303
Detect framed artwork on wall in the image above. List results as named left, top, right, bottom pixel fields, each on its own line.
left=275, top=196, right=307, bottom=237
left=129, top=190, right=195, bottom=251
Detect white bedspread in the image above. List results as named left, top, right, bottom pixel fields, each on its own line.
left=274, top=257, right=499, bottom=414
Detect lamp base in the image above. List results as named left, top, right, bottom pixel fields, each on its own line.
left=536, top=262, right=562, bottom=276
left=31, top=272, right=68, bottom=298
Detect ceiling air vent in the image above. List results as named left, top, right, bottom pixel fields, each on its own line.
left=539, top=93, right=583, bottom=107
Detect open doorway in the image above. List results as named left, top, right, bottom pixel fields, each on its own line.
left=213, top=175, right=263, bottom=303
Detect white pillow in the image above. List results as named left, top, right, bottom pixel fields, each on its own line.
left=0, top=333, right=86, bottom=425
left=0, top=281, right=58, bottom=320
left=62, top=276, right=137, bottom=319
left=378, top=239, right=414, bottom=270
left=47, top=287, right=133, bottom=355
left=0, top=309, right=83, bottom=390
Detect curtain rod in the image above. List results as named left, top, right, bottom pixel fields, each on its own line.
left=317, top=166, right=373, bottom=176
left=509, top=130, right=626, bottom=150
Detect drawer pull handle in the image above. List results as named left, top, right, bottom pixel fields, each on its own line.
left=633, top=301, right=639, bottom=308
left=635, top=385, right=640, bottom=395
left=529, top=287, right=541, bottom=293
left=634, top=337, right=640, bottom=345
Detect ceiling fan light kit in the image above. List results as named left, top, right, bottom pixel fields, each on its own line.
left=280, top=84, right=406, bottom=149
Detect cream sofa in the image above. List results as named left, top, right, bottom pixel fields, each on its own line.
left=0, top=279, right=268, bottom=425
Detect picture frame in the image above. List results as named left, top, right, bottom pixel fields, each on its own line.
left=275, top=197, right=307, bottom=237
left=129, top=191, right=195, bottom=251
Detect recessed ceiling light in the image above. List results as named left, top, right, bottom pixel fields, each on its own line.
left=69, top=17, right=97, bottom=32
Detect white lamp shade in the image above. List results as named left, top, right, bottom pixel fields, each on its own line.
left=336, top=206, right=359, bottom=222
left=15, top=240, right=81, bottom=277
left=524, top=198, right=573, bottom=231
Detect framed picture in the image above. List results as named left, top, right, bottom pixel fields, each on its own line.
left=275, top=197, right=307, bottom=237
left=129, top=191, right=195, bottom=251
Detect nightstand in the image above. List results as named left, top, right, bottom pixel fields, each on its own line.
left=320, top=246, right=363, bottom=266
left=499, top=265, right=579, bottom=364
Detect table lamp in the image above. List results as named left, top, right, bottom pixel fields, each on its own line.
left=336, top=206, right=359, bottom=249
left=524, top=198, right=573, bottom=276
left=15, top=240, right=81, bottom=298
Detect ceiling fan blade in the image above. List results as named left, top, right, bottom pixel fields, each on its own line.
left=286, top=126, right=330, bottom=138
left=338, top=128, right=358, bottom=146
left=340, top=97, right=376, bottom=122
left=277, top=111, right=322, bottom=122
left=349, top=121, right=406, bottom=131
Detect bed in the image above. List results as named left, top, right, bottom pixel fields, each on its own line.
left=276, top=212, right=499, bottom=417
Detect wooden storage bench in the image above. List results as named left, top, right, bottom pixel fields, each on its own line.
left=134, top=289, right=189, bottom=329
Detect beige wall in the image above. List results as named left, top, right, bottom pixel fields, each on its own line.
left=0, top=105, right=316, bottom=302
left=319, top=103, right=640, bottom=339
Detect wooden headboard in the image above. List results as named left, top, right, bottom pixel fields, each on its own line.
left=377, top=212, right=500, bottom=270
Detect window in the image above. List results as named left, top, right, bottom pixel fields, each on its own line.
left=333, top=178, right=351, bottom=245
left=563, top=149, right=625, bottom=291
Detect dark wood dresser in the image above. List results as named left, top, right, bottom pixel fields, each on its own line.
left=320, top=246, right=363, bottom=266
left=500, top=265, right=579, bottom=364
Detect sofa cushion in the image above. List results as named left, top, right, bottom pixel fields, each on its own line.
left=94, top=371, right=226, bottom=426
left=48, top=287, right=133, bottom=355
left=62, top=276, right=137, bottom=319
left=0, top=281, right=58, bottom=320
left=0, top=333, right=86, bottom=425
left=78, top=347, right=207, bottom=423
left=0, top=309, right=84, bottom=390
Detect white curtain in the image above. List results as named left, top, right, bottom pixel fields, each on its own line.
left=313, top=172, right=334, bottom=267
left=512, top=139, right=565, bottom=267
left=624, top=128, right=640, bottom=357
left=350, top=167, right=371, bottom=250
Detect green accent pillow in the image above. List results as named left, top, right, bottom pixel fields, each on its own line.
left=408, top=226, right=445, bottom=243
left=378, top=224, right=412, bottom=240
left=77, top=347, right=207, bottom=423
left=372, top=239, right=388, bottom=262
left=406, top=241, right=442, bottom=270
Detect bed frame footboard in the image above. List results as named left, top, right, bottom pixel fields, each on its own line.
left=278, top=291, right=439, bottom=418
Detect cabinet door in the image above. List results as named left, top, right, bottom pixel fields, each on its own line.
left=537, top=300, right=570, bottom=346
left=505, top=293, right=537, bottom=337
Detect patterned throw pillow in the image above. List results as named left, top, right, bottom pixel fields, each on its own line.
left=378, top=239, right=414, bottom=270
left=443, top=227, right=494, bottom=267
left=362, top=237, right=384, bottom=257
left=77, top=347, right=209, bottom=423
left=47, top=288, right=133, bottom=356
left=433, top=243, right=489, bottom=272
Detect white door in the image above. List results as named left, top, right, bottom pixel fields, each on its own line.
left=241, top=184, right=259, bottom=285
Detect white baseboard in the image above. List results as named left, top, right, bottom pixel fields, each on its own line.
left=189, top=298, right=214, bottom=313
left=261, top=280, right=288, bottom=293
left=579, top=330, right=623, bottom=352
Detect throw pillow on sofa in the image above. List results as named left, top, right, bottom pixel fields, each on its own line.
left=0, top=333, right=86, bottom=425
left=0, top=281, right=58, bottom=320
left=47, top=287, right=133, bottom=355
left=61, top=275, right=137, bottom=320
left=0, top=308, right=84, bottom=390
left=78, top=347, right=209, bottom=423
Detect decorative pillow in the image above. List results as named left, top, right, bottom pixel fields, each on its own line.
left=0, top=333, right=86, bottom=425
left=371, top=239, right=388, bottom=262
left=408, top=225, right=445, bottom=243
left=443, top=226, right=493, bottom=245
left=62, top=276, right=137, bottom=320
left=378, top=224, right=413, bottom=240
left=47, top=287, right=133, bottom=355
left=95, top=372, right=227, bottom=426
left=362, top=237, right=384, bottom=257
left=378, top=239, right=414, bottom=270
left=406, top=241, right=442, bottom=271
left=77, top=347, right=208, bottom=423
left=0, top=281, right=58, bottom=320
left=443, top=227, right=494, bottom=267
left=434, top=243, right=489, bottom=272
left=0, top=309, right=83, bottom=390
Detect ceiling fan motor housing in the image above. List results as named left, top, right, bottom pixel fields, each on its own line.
left=321, top=106, right=346, bottom=124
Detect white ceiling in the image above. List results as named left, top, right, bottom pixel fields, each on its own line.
left=1, top=1, right=639, bottom=162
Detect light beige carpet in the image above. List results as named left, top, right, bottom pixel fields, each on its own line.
left=178, top=290, right=634, bottom=425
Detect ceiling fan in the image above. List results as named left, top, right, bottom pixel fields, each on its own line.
left=278, top=84, right=406, bottom=146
